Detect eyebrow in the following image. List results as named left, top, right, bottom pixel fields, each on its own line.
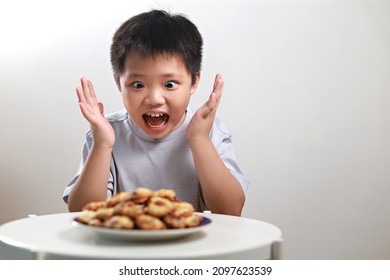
left=125, top=72, right=184, bottom=79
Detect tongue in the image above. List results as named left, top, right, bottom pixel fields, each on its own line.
left=146, top=115, right=166, bottom=126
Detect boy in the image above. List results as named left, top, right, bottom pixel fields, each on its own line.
left=63, top=10, right=248, bottom=216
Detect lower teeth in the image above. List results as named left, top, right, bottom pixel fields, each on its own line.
left=148, top=122, right=165, bottom=128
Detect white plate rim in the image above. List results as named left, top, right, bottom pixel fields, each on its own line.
left=72, top=216, right=212, bottom=241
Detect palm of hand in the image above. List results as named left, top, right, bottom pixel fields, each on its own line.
left=77, top=77, right=115, bottom=148
left=186, top=74, right=224, bottom=141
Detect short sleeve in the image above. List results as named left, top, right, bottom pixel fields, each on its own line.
left=62, top=132, right=115, bottom=204
left=210, top=118, right=250, bottom=193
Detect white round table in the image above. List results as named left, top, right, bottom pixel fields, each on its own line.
left=0, top=212, right=282, bottom=260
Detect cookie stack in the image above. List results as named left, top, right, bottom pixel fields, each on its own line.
left=75, top=187, right=203, bottom=230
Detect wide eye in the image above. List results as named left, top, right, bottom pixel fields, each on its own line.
left=132, top=81, right=145, bottom=89
left=164, top=81, right=177, bottom=89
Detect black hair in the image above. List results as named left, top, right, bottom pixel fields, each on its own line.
left=110, top=10, right=203, bottom=85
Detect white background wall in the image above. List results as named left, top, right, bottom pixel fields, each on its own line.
left=1, top=0, right=389, bottom=259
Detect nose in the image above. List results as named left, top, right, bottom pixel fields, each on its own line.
left=144, top=87, right=166, bottom=106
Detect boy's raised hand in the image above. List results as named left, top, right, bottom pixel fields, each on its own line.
left=187, top=73, right=224, bottom=141
left=76, top=77, right=115, bottom=149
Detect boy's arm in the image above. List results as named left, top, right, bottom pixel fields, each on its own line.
left=187, top=74, right=245, bottom=216
left=67, top=77, right=115, bottom=212
left=67, top=145, right=112, bottom=212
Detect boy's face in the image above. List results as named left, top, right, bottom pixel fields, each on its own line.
left=117, top=52, right=200, bottom=139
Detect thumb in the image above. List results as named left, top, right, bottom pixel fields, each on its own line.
left=98, top=102, right=104, bottom=115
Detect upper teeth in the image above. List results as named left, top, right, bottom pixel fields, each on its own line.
left=147, top=113, right=164, bottom=117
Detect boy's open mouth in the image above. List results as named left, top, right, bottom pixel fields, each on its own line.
left=142, top=113, right=169, bottom=128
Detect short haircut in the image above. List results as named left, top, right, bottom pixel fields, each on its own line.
left=110, top=10, right=203, bottom=85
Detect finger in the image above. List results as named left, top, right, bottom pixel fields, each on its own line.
left=212, top=73, right=220, bottom=90
left=88, top=79, right=97, bottom=100
left=78, top=101, right=96, bottom=124
left=81, top=77, right=94, bottom=105
left=207, top=74, right=223, bottom=108
left=212, top=73, right=224, bottom=100
left=199, top=92, right=218, bottom=118
left=76, top=86, right=86, bottom=104
left=198, top=74, right=224, bottom=118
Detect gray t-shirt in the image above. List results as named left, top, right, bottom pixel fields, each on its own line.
left=63, top=108, right=249, bottom=211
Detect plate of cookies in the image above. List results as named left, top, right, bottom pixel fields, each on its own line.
left=72, top=187, right=212, bottom=241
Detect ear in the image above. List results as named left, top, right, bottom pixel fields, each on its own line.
left=190, top=72, right=201, bottom=95
left=114, top=74, right=121, bottom=91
